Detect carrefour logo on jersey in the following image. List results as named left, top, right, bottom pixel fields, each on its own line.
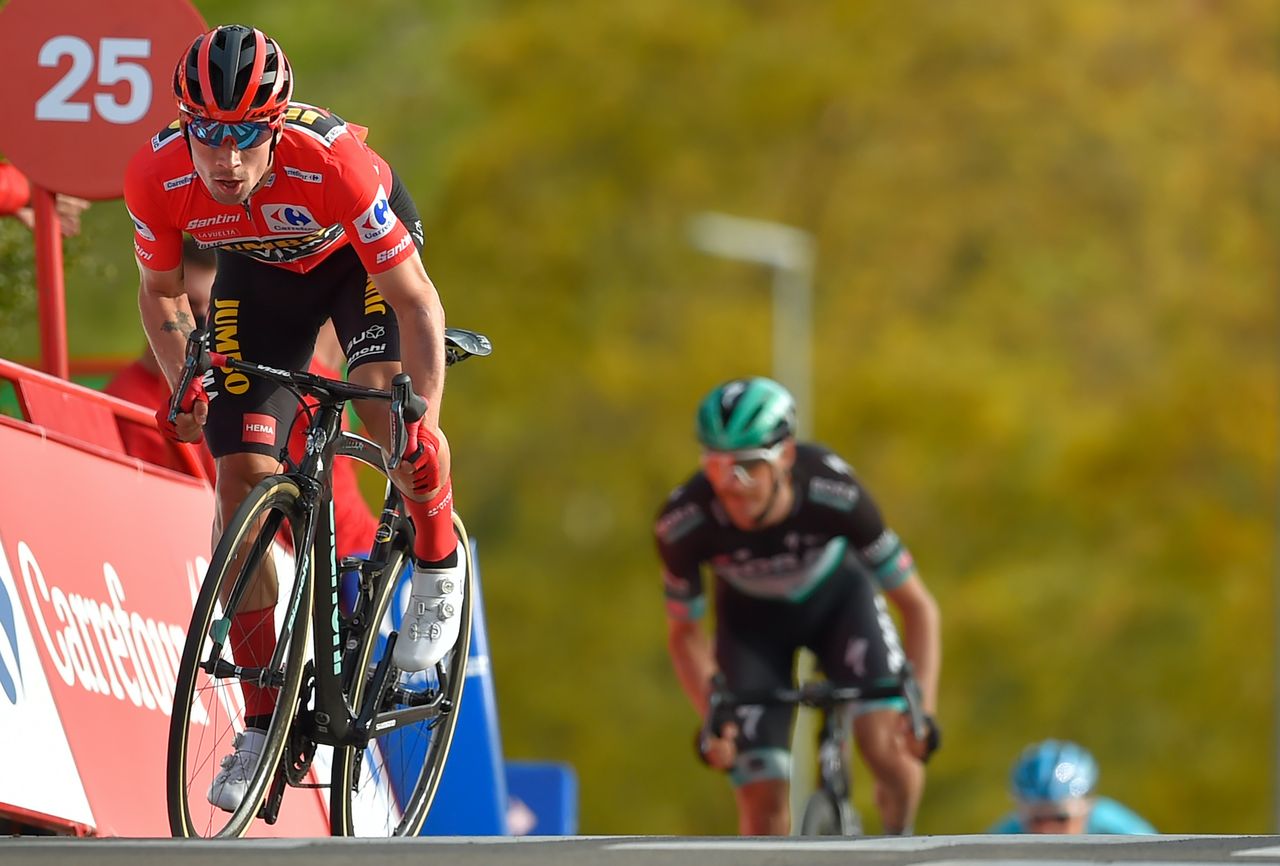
left=356, top=186, right=397, bottom=243
left=0, top=566, right=24, bottom=705
left=263, top=204, right=319, bottom=234
left=127, top=208, right=155, bottom=242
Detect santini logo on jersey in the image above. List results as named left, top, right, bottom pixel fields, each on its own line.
left=355, top=187, right=397, bottom=243
left=375, top=233, right=412, bottom=264
left=263, top=204, right=318, bottom=233
left=186, top=213, right=241, bottom=231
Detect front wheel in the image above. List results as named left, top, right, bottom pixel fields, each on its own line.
left=328, top=512, right=475, bottom=836
left=166, top=475, right=315, bottom=838
left=800, top=787, right=861, bottom=836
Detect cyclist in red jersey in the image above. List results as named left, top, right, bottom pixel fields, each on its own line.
left=124, top=24, right=462, bottom=812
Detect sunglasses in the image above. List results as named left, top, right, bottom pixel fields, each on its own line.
left=1020, top=801, right=1088, bottom=824
left=184, top=115, right=275, bottom=149
left=700, top=443, right=786, bottom=487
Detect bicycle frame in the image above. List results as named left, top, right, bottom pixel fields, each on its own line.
left=704, top=668, right=926, bottom=836
left=209, top=357, right=450, bottom=750
left=168, top=325, right=490, bottom=836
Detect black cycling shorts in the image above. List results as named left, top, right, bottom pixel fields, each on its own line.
left=202, top=174, right=423, bottom=459
left=714, top=564, right=908, bottom=785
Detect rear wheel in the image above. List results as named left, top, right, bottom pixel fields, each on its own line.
left=328, top=513, right=474, bottom=836
left=166, top=476, right=314, bottom=837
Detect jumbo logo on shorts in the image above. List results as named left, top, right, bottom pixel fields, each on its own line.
left=263, top=204, right=318, bottom=233
left=242, top=413, right=277, bottom=446
left=355, top=186, right=397, bottom=243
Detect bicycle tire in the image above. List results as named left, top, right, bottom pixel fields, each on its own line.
left=167, top=476, right=315, bottom=838
left=328, top=512, right=475, bottom=836
left=800, top=787, right=861, bottom=836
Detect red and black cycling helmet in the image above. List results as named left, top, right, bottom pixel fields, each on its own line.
left=174, top=25, right=293, bottom=123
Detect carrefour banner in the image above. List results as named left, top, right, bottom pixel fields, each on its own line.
left=0, top=420, right=327, bottom=835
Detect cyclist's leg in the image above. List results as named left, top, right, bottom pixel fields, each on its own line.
left=335, top=173, right=454, bottom=563
left=812, top=569, right=922, bottom=834
left=332, top=177, right=462, bottom=670
left=715, top=596, right=800, bottom=836
left=201, top=252, right=329, bottom=807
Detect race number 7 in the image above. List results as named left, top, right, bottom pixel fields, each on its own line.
left=35, top=35, right=152, bottom=124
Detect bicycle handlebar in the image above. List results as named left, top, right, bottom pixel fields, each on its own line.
left=164, top=327, right=489, bottom=454
left=704, top=663, right=928, bottom=744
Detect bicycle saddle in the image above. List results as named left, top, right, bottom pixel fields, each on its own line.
left=444, top=328, right=493, bottom=365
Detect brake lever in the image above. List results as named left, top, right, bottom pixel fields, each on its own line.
left=387, top=372, right=428, bottom=470
left=167, top=329, right=210, bottom=424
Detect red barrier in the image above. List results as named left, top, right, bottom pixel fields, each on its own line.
left=0, top=356, right=211, bottom=483
left=0, top=364, right=327, bottom=835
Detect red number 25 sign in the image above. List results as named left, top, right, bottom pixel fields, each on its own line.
left=0, top=0, right=206, bottom=200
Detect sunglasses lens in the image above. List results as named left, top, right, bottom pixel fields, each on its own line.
left=188, top=118, right=271, bottom=148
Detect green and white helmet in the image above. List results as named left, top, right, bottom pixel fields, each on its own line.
left=696, top=377, right=797, bottom=451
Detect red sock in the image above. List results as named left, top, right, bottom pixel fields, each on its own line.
left=228, top=605, right=278, bottom=719
left=404, top=478, right=455, bottom=562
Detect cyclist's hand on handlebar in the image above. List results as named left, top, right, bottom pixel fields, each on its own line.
left=401, top=419, right=443, bottom=499
left=900, top=711, right=941, bottom=763
left=697, top=720, right=739, bottom=771
left=157, top=378, right=209, bottom=444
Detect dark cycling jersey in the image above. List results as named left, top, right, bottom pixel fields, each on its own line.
left=124, top=102, right=416, bottom=276
left=655, top=443, right=919, bottom=784
left=655, top=443, right=916, bottom=621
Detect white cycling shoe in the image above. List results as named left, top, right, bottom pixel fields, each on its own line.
left=207, top=728, right=267, bottom=813
left=393, top=543, right=465, bottom=672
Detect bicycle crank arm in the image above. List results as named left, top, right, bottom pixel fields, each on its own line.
left=367, top=699, right=451, bottom=738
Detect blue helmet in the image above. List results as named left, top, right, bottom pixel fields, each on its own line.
left=1011, top=740, right=1098, bottom=802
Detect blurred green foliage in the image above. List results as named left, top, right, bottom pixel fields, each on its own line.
left=1, top=0, right=1277, bottom=835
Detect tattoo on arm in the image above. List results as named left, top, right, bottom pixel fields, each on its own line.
left=159, top=311, right=196, bottom=337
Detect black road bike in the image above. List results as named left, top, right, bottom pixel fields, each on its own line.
left=164, top=326, right=491, bottom=838
left=704, top=666, right=926, bottom=836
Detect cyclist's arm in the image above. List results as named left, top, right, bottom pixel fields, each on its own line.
left=884, top=573, right=941, bottom=715
left=137, top=260, right=200, bottom=392
left=370, top=256, right=446, bottom=432
left=666, top=615, right=716, bottom=718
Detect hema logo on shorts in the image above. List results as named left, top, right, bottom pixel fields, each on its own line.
left=355, top=186, right=397, bottom=243
left=243, top=413, right=277, bottom=446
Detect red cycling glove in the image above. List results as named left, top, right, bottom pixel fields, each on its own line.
left=156, top=377, right=208, bottom=444
left=401, top=419, right=441, bottom=498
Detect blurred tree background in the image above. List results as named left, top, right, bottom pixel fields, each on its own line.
left=1, top=0, right=1278, bottom=835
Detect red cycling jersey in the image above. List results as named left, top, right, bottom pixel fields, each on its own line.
left=123, top=103, right=417, bottom=276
